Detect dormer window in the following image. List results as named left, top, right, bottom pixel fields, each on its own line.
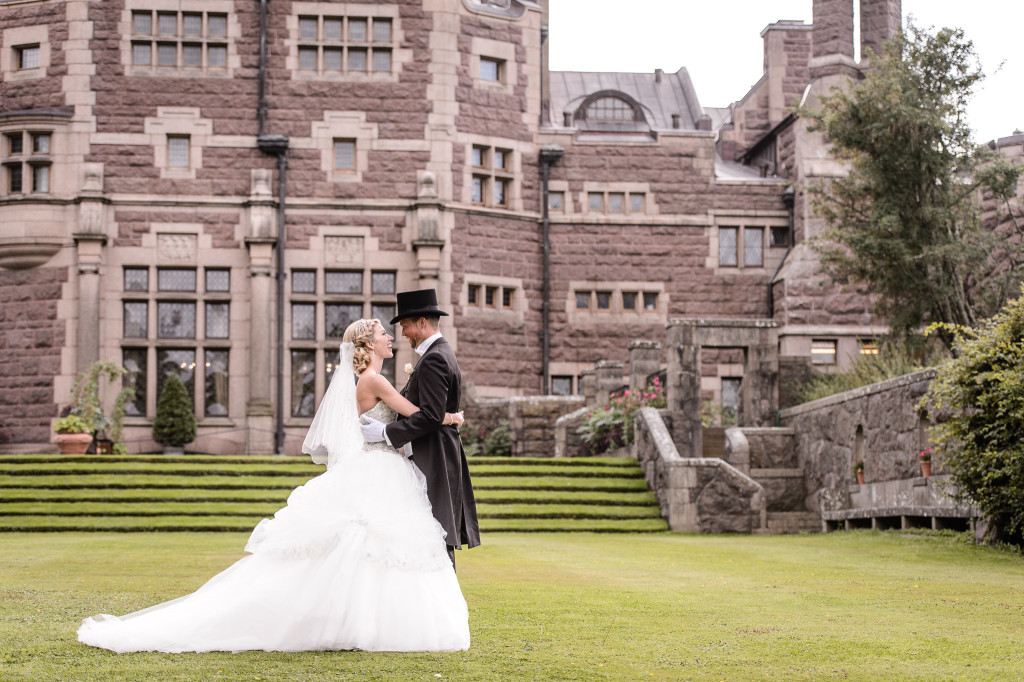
left=586, top=97, right=634, bottom=121
left=572, top=91, right=650, bottom=136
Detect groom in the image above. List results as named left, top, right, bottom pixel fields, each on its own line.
left=360, top=288, right=480, bottom=567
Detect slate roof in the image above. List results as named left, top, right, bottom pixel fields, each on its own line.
left=548, top=68, right=705, bottom=131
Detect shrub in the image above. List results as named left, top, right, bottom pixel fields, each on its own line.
left=792, top=338, right=946, bottom=404
left=53, top=415, right=91, bottom=434
left=576, top=379, right=666, bottom=455
left=152, top=374, right=197, bottom=448
left=922, top=292, right=1024, bottom=547
left=460, top=419, right=512, bottom=457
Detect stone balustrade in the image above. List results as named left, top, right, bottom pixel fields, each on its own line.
left=634, top=407, right=766, bottom=533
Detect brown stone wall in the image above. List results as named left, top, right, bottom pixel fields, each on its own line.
left=112, top=209, right=241, bottom=249
left=451, top=212, right=540, bottom=393
left=87, top=1, right=433, bottom=197
left=860, top=0, right=901, bottom=58
left=781, top=31, right=811, bottom=106
left=0, top=267, right=68, bottom=448
left=0, top=2, right=68, bottom=110
left=454, top=16, right=531, bottom=142
left=812, top=0, right=855, bottom=60
left=285, top=212, right=407, bottom=252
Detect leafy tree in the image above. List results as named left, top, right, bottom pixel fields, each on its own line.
left=922, top=290, right=1024, bottom=547
left=808, top=24, right=1022, bottom=344
left=152, top=374, right=197, bottom=449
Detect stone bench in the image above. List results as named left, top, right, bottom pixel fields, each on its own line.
left=822, top=475, right=979, bottom=533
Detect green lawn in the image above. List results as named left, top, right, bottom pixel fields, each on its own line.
left=1, top=531, right=1022, bottom=681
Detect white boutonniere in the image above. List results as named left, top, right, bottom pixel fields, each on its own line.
left=404, top=363, right=415, bottom=376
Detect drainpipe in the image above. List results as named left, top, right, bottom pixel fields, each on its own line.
left=768, top=185, right=796, bottom=317
left=538, top=144, right=564, bottom=394
left=257, top=0, right=268, bottom=137
left=256, top=0, right=289, bottom=453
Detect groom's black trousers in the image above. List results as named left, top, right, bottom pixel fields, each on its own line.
left=447, top=545, right=456, bottom=571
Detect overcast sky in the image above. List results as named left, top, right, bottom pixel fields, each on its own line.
left=548, top=1, right=1022, bottom=143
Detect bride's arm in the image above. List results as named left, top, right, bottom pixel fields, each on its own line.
left=361, top=373, right=464, bottom=425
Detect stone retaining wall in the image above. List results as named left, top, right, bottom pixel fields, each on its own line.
left=464, top=394, right=584, bottom=457
left=779, top=369, right=937, bottom=513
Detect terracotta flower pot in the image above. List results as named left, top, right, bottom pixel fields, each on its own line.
left=921, top=461, right=932, bottom=478
left=54, top=432, right=93, bottom=455
left=856, top=470, right=865, bottom=485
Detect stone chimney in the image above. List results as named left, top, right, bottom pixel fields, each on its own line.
left=810, top=0, right=858, bottom=78
left=860, top=0, right=902, bottom=60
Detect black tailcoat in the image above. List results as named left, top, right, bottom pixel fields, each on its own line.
left=385, top=337, right=481, bottom=549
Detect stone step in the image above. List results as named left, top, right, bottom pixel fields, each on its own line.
left=750, top=468, right=804, bottom=478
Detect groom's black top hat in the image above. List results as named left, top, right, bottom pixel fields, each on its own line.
left=390, top=288, right=450, bottom=325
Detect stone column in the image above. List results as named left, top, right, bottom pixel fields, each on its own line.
left=810, top=0, right=859, bottom=79
left=628, top=340, right=662, bottom=389
left=579, top=368, right=596, bottom=404
left=744, top=343, right=780, bottom=427
left=666, top=321, right=702, bottom=459
left=412, top=171, right=444, bottom=290
left=245, top=170, right=276, bottom=454
left=73, top=163, right=107, bottom=373
left=594, top=360, right=624, bottom=406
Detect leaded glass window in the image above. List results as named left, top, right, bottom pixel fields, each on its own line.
left=325, top=271, right=361, bottom=294
left=122, top=348, right=147, bottom=416
left=158, top=268, right=196, bottom=292
left=205, top=302, right=229, bottom=339
left=157, top=302, right=196, bottom=338
left=292, top=270, right=316, bottom=293
left=204, top=350, right=229, bottom=416
left=205, top=269, right=230, bottom=292
left=157, top=348, right=196, bottom=407
left=718, top=227, right=738, bottom=267
left=744, top=227, right=764, bottom=267
left=123, top=301, right=148, bottom=338
left=326, top=303, right=361, bottom=339
left=124, top=267, right=149, bottom=292
left=291, top=350, right=316, bottom=417
left=291, top=303, right=316, bottom=339
left=371, top=271, right=395, bottom=295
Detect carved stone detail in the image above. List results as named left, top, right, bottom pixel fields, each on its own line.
left=82, top=163, right=104, bottom=193
left=79, top=203, right=103, bottom=234
left=157, top=233, right=197, bottom=260
left=251, top=169, right=272, bottom=197
left=325, top=236, right=363, bottom=264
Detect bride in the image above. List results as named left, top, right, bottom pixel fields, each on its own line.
left=77, top=318, right=471, bottom=653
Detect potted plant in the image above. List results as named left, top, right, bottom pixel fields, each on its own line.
left=919, top=449, right=932, bottom=478
left=53, top=414, right=94, bottom=454
left=64, top=361, right=134, bottom=455
left=152, top=373, right=196, bottom=455
left=853, top=459, right=865, bottom=485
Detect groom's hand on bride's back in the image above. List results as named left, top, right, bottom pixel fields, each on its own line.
left=360, top=416, right=386, bottom=443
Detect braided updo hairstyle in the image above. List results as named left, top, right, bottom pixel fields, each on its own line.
left=343, top=318, right=381, bottom=375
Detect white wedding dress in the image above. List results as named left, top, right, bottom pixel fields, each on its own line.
left=77, top=397, right=470, bottom=653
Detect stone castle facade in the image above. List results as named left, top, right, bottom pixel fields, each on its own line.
left=2, top=0, right=988, bottom=455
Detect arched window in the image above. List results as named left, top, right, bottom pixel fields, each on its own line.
left=570, top=91, right=649, bottom=135
left=585, top=96, right=635, bottom=122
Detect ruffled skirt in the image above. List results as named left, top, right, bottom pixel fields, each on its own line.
left=77, top=450, right=469, bottom=653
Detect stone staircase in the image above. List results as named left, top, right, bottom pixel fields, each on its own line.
left=706, top=427, right=820, bottom=534
left=0, top=455, right=667, bottom=533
